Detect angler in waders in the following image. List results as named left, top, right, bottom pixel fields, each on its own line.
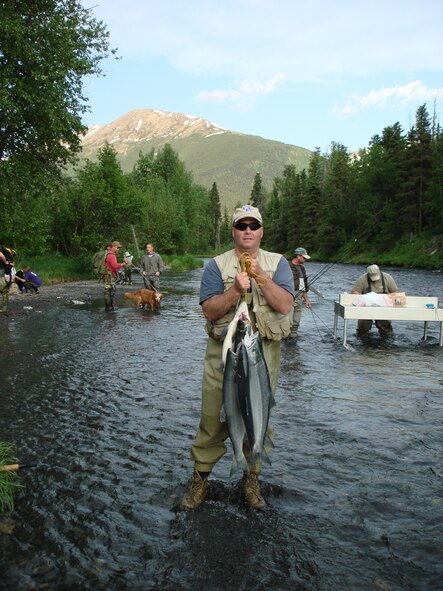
left=0, top=245, right=15, bottom=313
left=288, top=247, right=312, bottom=338
left=103, top=241, right=125, bottom=311
left=352, top=264, right=399, bottom=337
left=140, top=243, right=164, bottom=291
left=181, top=205, right=294, bottom=511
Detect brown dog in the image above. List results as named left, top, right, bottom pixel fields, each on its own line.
left=124, top=289, right=164, bottom=311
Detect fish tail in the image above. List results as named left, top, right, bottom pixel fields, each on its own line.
left=230, top=454, right=247, bottom=477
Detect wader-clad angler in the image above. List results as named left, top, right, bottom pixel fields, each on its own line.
left=181, top=205, right=295, bottom=510
left=104, top=241, right=124, bottom=311
left=140, top=243, right=164, bottom=291
left=0, top=245, right=15, bottom=313
left=289, top=247, right=312, bottom=338
left=352, top=264, right=399, bottom=336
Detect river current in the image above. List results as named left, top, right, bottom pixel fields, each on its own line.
left=0, top=262, right=442, bottom=590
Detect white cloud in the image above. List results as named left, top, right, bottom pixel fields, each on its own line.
left=333, top=81, right=443, bottom=117
left=196, top=73, right=287, bottom=111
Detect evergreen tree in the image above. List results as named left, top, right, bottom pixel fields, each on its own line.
left=220, top=207, right=232, bottom=247
left=403, top=105, right=433, bottom=234
left=262, top=181, right=284, bottom=252
left=209, top=182, right=222, bottom=249
left=317, top=143, right=355, bottom=254
left=426, top=123, right=443, bottom=233
left=301, top=148, right=325, bottom=251
left=250, top=172, right=266, bottom=212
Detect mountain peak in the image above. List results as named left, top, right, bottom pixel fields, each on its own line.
left=79, top=108, right=312, bottom=208
left=82, top=108, right=229, bottom=152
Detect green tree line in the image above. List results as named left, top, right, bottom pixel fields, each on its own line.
left=260, top=104, right=443, bottom=267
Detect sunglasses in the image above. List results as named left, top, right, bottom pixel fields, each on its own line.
left=234, top=221, right=262, bottom=231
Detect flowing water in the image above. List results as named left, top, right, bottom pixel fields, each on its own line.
left=0, top=262, right=442, bottom=590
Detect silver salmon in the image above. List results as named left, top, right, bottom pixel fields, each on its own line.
left=222, top=346, right=248, bottom=475
left=222, top=306, right=273, bottom=474
left=221, top=300, right=250, bottom=367
left=238, top=327, right=273, bottom=466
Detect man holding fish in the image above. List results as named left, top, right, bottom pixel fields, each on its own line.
left=181, top=205, right=295, bottom=510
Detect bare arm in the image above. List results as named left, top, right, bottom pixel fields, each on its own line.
left=303, top=291, right=312, bottom=309
left=202, top=271, right=249, bottom=321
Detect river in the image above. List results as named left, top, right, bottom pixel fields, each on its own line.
left=0, top=262, right=442, bottom=590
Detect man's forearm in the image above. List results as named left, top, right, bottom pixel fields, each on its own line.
left=202, top=286, right=243, bottom=321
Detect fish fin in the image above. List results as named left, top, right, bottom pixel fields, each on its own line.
left=262, top=449, right=272, bottom=465
left=264, top=433, right=274, bottom=450
left=220, top=405, right=226, bottom=422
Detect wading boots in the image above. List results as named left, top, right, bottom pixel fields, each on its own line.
left=180, top=470, right=209, bottom=510
left=243, top=471, right=266, bottom=509
left=1, top=291, right=9, bottom=313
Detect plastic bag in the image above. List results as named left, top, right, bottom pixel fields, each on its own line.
left=353, top=293, right=393, bottom=307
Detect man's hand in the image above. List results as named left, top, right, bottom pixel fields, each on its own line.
left=234, top=271, right=250, bottom=295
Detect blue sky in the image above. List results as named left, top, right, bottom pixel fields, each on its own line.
left=81, top=0, right=443, bottom=153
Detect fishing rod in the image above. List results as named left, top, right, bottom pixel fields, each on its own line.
left=294, top=238, right=359, bottom=298
left=0, top=463, right=36, bottom=471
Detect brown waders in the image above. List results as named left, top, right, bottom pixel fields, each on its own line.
left=103, top=273, right=116, bottom=311
left=0, top=274, right=9, bottom=313
left=181, top=332, right=280, bottom=510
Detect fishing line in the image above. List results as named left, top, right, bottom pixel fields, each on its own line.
left=309, top=307, right=324, bottom=339
left=309, top=308, right=335, bottom=339
left=309, top=308, right=355, bottom=352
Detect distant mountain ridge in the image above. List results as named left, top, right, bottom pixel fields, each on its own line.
left=80, top=108, right=313, bottom=208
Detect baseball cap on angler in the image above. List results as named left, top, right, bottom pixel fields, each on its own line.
left=111, top=241, right=122, bottom=248
left=294, top=247, right=311, bottom=259
left=367, top=264, right=381, bottom=280
left=232, top=205, right=263, bottom=226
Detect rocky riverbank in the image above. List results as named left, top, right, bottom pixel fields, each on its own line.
left=4, top=280, right=105, bottom=314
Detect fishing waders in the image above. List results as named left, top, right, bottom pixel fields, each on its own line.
left=0, top=275, right=9, bottom=313
left=1, top=291, right=9, bottom=313
left=104, top=283, right=116, bottom=311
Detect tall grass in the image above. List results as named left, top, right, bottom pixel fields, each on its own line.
left=162, top=253, right=203, bottom=273
left=0, top=442, right=23, bottom=512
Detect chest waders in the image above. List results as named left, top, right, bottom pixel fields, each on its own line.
left=103, top=258, right=116, bottom=311
left=0, top=273, right=9, bottom=313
